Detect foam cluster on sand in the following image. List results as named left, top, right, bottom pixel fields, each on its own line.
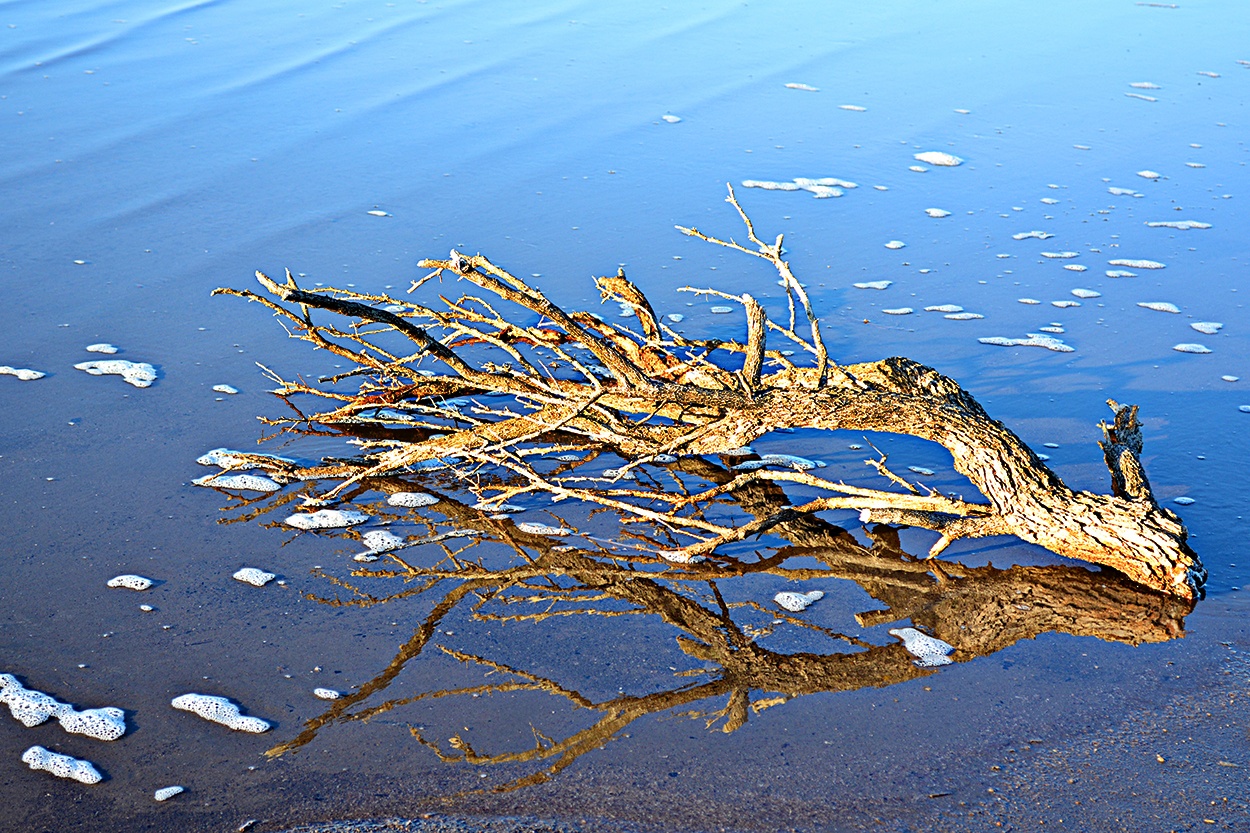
left=0, top=674, right=126, bottom=741
left=171, top=693, right=270, bottom=733
left=232, top=567, right=276, bottom=587
left=888, top=627, right=955, bottom=668
left=107, top=574, right=153, bottom=591
left=74, top=359, right=158, bottom=388
left=22, top=746, right=102, bottom=784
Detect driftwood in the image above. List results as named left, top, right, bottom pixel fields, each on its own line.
left=213, top=186, right=1204, bottom=600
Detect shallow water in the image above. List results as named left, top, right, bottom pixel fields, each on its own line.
left=3, top=0, right=1250, bottom=830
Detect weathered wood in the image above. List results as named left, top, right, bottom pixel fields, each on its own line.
left=215, top=189, right=1204, bottom=601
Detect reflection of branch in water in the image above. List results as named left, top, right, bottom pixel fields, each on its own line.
left=258, top=471, right=1192, bottom=793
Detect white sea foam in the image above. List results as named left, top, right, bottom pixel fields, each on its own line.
left=924, top=304, right=963, bottom=313
left=882, top=308, right=913, bottom=315
left=0, top=366, right=46, bottom=381
left=884, top=240, right=906, bottom=250
left=360, top=530, right=405, bottom=553
left=212, top=384, right=239, bottom=394
left=366, top=209, right=389, bottom=217
left=1146, top=220, right=1211, bottom=230
left=192, top=474, right=281, bottom=492
left=774, top=590, right=824, bottom=612
left=1109, top=259, right=1165, bottom=269
left=1071, top=289, right=1101, bottom=299
left=853, top=280, right=892, bottom=290
left=914, top=151, right=963, bottom=167
left=1191, top=322, right=1222, bottom=335
left=661, top=114, right=681, bottom=123
left=1173, top=343, right=1211, bottom=354
left=171, top=693, right=270, bottom=732
left=233, top=567, right=276, bottom=587
left=924, top=208, right=951, bottom=218
left=733, top=454, right=824, bottom=471
left=196, top=448, right=295, bottom=468
left=0, top=674, right=126, bottom=741
left=709, top=306, right=733, bottom=314
left=516, top=522, right=573, bottom=535
left=1138, top=302, right=1180, bottom=313
left=386, top=492, right=440, bottom=508
left=1064, top=264, right=1088, bottom=272
left=740, top=180, right=801, bottom=191
left=1012, top=231, right=1054, bottom=240
left=1130, top=82, right=1161, bottom=89
left=284, top=509, right=370, bottom=529
left=1137, top=170, right=1161, bottom=180
left=85, top=343, right=118, bottom=354
left=945, top=313, right=983, bottom=320
left=1125, top=93, right=1157, bottom=102
left=1105, top=270, right=1137, bottom=278
left=74, top=360, right=158, bottom=388
left=785, top=82, right=819, bottom=91
left=1041, top=251, right=1079, bottom=259
left=1051, top=301, right=1080, bottom=308
left=839, top=104, right=867, bottom=111
left=908, top=466, right=935, bottom=476
left=1108, top=186, right=1142, bottom=197
left=889, top=627, right=955, bottom=667
left=979, top=334, right=1074, bottom=353
left=313, top=688, right=342, bottom=700
left=22, top=746, right=102, bottom=784
left=107, top=574, right=153, bottom=591
left=1017, top=299, right=1041, bottom=305
left=154, top=786, right=184, bottom=801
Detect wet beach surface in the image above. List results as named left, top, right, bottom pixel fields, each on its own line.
left=3, top=1, right=1250, bottom=831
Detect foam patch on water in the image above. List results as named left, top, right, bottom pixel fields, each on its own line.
left=516, top=522, right=573, bottom=535
left=774, top=590, right=825, bottom=612
left=1051, top=301, right=1080, bottom=308
left=925, top=304, right=963, bottom=313
left=360, top=530, right=405, bottom=553
left=212, top=384, right=239, bottom=394
left=313, top=688, right=342, bottom=700
left=914, top=151, right=963, bottom=167
left=889, top=627, right=955, bottom=668
left=154, top=786, right=184, bottom=801
left=1110, top=259, right=1166, bottom=269
left=196, top=448, right=295, bottom=468
left=979, top=334, right=1074, bottom=353
left=85, top=343, right=118, bottom=354
left=839, top=104, right=867, bottom=111
left=661, top=114, right=681, bottom=123
left=740, top=180, right=800, bottom=191
left=732, top=454, right=825, bottom=471
left=1191, top=322, right=1222, bottom=334
left=1105, top=270, right=1137, bottom=278
left=945, top=312, right=983, bottom=320
left=74, top=360, right=158, bottom=388
left=22, top=746, right=102, bottom=784
left=854, top=280, right=892, bottom=290
left=192, top=474, right=281, bottom=492
left=1147, top=220, right=1211, bottom=230
left=1013, top=231, right=1054, bottom=240
left=882, top=308, right=913, bottom=315
left=1138, top=302, right=1180, bottom=313
left=908, top=466, right=935, bottom=476
left=1071, top=289, right=1101, bottom=299
left=284, top=509, right=370, bottom=529
left=884, top=240, right=906, bottom=249
left=0, top=366, right=46, bottom=381
left=171, top=693, right=270, bottom=732
left=1137, top=170, right=1161, bottom=180
left=1041, top=251, right=1079, bottom=259
left=784, top=82, right=819, bottom=91
left=709, top=306, right=733, bottom=314
left=0, top=674, right=126, bottom=740
left=1174, top=343, right=1212, bottom=354
left=387, top=492, right=440, bottom=508
left=1018, top=298, right=1041, bottom=305
left=1064, top=264, right=1088, bottom=272
left=233, top=567, right=276, bottom=587
left=107, top=574, right=153, bottom=591
left=924, top=208, right=951, bottom=218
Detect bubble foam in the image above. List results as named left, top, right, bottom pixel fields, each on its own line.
left=73, top=360, right=158, bottom=388
left=171, top=693, right=270, bottom=733
left=22, top=746, right=103, bottom=784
